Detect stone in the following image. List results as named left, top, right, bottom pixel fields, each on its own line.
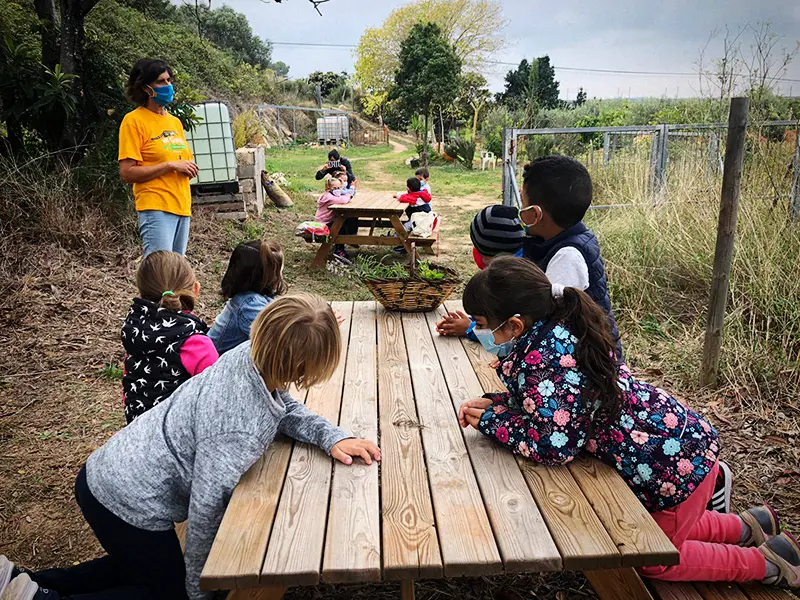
left=239, top=178, right=255, bottom=193
left=235, top=148, right=255, bottom=166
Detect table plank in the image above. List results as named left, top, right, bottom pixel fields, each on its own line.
left=448, top=302, right=622, bottom=571
left=377, top=307, right=443, bottom=580
left=322, top=302, right=381, bottom=584
left=201, top=385, right=309, bottom=589
left=260, top=302, right=354, bottom=586
left=401, top=312, right=501, bottom=577
left=426, top=308, right=562, bottom=572
left=647, top=580, right=703, bottom=600
left=568, top=456, right=679, bottom=568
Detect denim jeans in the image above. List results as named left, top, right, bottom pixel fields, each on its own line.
left=138, top=210, right=191, bottom=256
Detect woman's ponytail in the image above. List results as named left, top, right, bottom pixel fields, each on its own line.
left=552, top=287, right=622, bottom=420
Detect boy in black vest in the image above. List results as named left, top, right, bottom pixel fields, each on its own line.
left=438, top=156, right=622, bottom=357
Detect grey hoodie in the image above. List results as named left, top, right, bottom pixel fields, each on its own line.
left=86, top=341, right=350, bottom=600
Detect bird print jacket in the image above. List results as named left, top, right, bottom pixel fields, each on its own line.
left=121, top=298, right=209, bottom=423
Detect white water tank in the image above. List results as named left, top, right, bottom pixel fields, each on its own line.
left=185, top=102, right=237, bottom=186
left=316, top=115, right=349, bottom=142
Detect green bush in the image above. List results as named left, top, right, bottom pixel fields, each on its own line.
left=444, top=131, right=476, bottom=169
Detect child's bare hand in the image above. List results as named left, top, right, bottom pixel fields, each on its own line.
left=488, top=358, right=500, bottom=369
left=332, top=308, right=345, bottom=326
left=436, top=310, right=471, bottom=336
left=458, top=398, right=492, bottom=429
left=331, top=438, right=381, bottom=465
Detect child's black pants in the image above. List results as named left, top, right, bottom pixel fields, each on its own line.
left=30, top=465, right=188, bottom=600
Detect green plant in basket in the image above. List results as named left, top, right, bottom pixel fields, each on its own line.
left=416, top=260, right=446, bottom=281
left=353, top=255, right=410, bottom=280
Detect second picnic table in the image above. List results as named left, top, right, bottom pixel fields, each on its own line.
left=310, top=191, right=436, bottom=267
left=200, top=301, right=679, bottom=600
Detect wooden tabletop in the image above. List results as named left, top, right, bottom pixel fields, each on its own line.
left=200, top=301, right=678, bottom=592
left=331, top=190, right=406, bottom=215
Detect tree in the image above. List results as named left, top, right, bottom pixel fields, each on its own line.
left=532, top=55, right=559, bottom=109
left=308, top=71, right=347, bottom=98
left=17, top=0, right=310, bottom=154
left=459, top=72, right=490, bottom=137
left=499, top=55, right=560, bottom=116
left=575, top=87, right=587, bottom=106
left=390, top=22, right=462, bottom=165
left=355, top=0, right=505, bottom=100
left=500, top=59, right=531, bottom=106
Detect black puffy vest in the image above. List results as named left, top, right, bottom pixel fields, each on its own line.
left=121, top=298, right=209, bottom=423
left=523, top=222, right=623, bottom=359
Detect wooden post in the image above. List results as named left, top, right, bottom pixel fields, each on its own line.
left=789, top=127, right=800, bottom=220
left=400, top=581, right=415, bottom=600
left=700, top=97, right=749, bottom=387
left=603, top=132, right=611, bottom=166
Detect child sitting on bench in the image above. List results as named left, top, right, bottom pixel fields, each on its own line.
left=0, top=293, right=381, bottom=600
left=315, top=176, right=357, bottom=260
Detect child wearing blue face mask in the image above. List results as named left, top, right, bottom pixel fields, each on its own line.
left=457, top=256, right=797, bottom=588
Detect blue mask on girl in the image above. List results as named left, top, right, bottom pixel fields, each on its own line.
left=473, top=314, right=520, bottom=357
left=148, top=83, right=175, bottom=106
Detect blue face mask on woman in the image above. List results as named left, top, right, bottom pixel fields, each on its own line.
left=148, top=83, right=175, bottom=106
left=472, top=314, right=521, bottom=357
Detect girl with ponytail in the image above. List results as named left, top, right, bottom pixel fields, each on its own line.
left=122, top=250, right=218, bottom=423
left=459, top=256, right=795, bottom=587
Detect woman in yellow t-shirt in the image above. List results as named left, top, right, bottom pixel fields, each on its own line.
left=119, top=59, right=199, bottom=256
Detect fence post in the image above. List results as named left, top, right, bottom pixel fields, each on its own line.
left=659, top=124, right=669, bottom=186
left=292, top=110, right=296, bottom=143
left=276, top=110, right=282, bottom=147
left=700, top=97, right=750, bottom=388
left=790, top=128, right=800, bottom=220
left=502, top=127, right=512, bottom=206
left=649, top=131, right=660, bottom=198
left=603, top=132, right=610, bottom=166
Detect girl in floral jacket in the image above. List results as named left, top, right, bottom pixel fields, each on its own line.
left=458, top=256, right=799, bottom=587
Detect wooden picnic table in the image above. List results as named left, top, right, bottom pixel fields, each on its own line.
left=311, top=191, right=435, bottom=267
left=200, top=301, right=679, bottom=600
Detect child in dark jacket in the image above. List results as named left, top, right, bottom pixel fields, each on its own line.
left=209, top=240, right=287, bottom=354
left=457, top=256, right=798, bottom=587
left=122, top=250, right=218, bottom=423
left=437, top=156, right=623, bottom=359
left=0, top=293, right=380, bottom=600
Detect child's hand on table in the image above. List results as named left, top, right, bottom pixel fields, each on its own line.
left=331, top=438, right=382, bottom=465
left=458, top=398, right=492, bottom=429
left=488, top=358, right=500, bottom=369
left=435, top=310, right=471, bottom=336
left=332, top=308, right=345, bottom=326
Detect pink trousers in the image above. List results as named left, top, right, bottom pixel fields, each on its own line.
left=640, top=461, right=766, bottom=582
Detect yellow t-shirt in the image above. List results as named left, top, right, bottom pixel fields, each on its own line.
left=118, top=107, right=194, bottom=217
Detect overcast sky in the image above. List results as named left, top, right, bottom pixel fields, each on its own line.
left=221, top=0, right=800, bottom=99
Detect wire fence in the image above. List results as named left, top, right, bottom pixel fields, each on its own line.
left=501, top=120, right=800, bottom=216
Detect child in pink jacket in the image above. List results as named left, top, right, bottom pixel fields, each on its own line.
left=315, top=177, right=357, bottom=259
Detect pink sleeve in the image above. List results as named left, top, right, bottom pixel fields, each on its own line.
left=180, top=334, right=219, bottom=376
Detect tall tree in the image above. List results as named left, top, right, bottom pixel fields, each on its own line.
left=390, top=22, right=462, bottom=165
left=308, top=71, right=347, bottom=98
left=459, top=72, right=490, bottom=137
left=355, top=0, right=505, bottom=115
left=500, top=55, right=561, bottom=112
left=532, top=55, right=559, bottom=109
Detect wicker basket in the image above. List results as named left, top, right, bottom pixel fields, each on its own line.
left=360, top=247, right=461, bottom=312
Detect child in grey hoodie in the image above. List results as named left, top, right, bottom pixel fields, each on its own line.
left=0, top=293, right=380, bottom=600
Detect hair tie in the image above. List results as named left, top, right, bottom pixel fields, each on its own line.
left=551, top=284, right=565, bottom=299
left=162, top=290, right=175, bottom=297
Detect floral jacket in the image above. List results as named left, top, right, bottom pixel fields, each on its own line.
left=478, top=320, right=719, bottom=512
